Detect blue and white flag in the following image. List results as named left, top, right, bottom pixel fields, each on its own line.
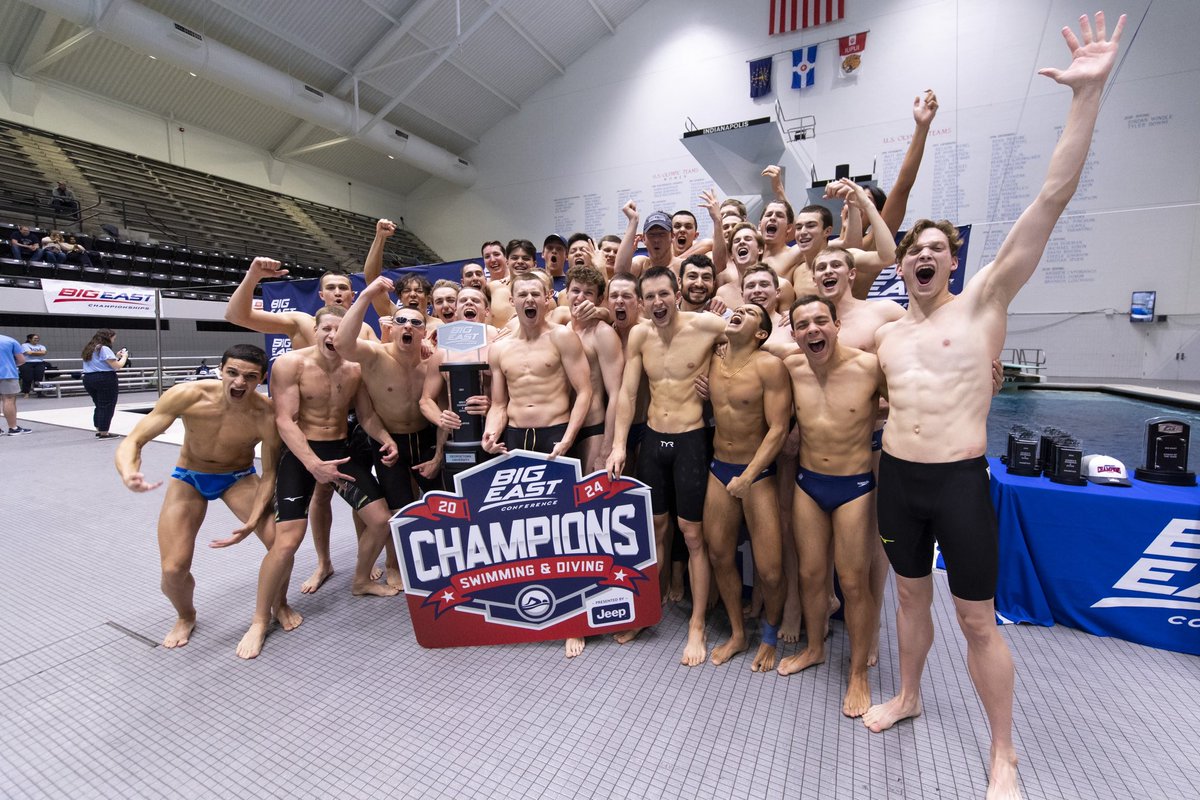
left=750, top=57, right=773, bottom=98
left=792, top=45, right=818, bottom=89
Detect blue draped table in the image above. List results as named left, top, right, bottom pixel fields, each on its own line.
left=989, top=457, right=1200, bottom=655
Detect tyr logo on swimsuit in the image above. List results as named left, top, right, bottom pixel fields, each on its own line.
left=390, top=451, right=660, bottom=647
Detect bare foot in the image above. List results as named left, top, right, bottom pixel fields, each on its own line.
left=667, top=562, right=685, bottom=603
left=710, top=632, right=748, bottom=666
left=351, top=581, right=400, bottom=597
left=370, top=564, right=384, bottom=581
left=680, top=625, right=707, bottom=667
left=779, top=597, right=802, bottom=643
left=750, top=643, right=777, bottom=672
left=162, top=617, right=195, bottom=648
left=613, top=626, right=644, bottom=645
left=274, top=604, right=303, bottom=632
left=565, top=637, right=585, bottom=658
left=300, top=565, right=334, bottom=594
left=385, top=566, right=405, bottom=590
left=863, top=693, right=922, bottom=733
left=842, top=671, right=871, bottom=718
left=777, top=646, right=825, bottom=676
left=236, top=622, right=269, bottom=659
left=986, top=751, right=1022, bottom=799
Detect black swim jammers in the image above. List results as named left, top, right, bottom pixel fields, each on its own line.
left=276, top=439, right=386, bottom=522
left=876, top=451, right=998, bottom=602
left=373, top=426, right=443, bottom=509
left=503, top=422, right=568, bottom=455
left=638, top=427, right=710, bottom=522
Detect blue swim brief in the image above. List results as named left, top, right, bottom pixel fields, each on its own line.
left=709, top=458, right=777, bottom=487
left=871, top=427, right=884, bottom=452
left=171, top=465, right=256, bottom=501
left=795, top=466, right=876, bottom=513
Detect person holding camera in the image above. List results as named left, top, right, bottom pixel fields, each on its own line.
left=81, top=329, right=128, bottom=439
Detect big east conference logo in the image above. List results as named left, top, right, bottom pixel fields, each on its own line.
left=391, top=451, right=660, bottom=647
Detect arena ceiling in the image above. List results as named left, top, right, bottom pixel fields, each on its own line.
left=0, top=0, right=650, bottom=193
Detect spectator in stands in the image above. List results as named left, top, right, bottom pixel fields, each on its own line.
left=1, top=332, right=32, bottom=435
left=9, top=226, right=45, bottom=262
left=50, top=181, right=79, bottom=222
left=81, top=329, right=129, bottom=439
left=19, top=333, right=47, bottom=398
left=37, top=232, right=68, bottom=266
left=61, top=234, right=95, bottom=268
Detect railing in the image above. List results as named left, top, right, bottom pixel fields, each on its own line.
left=31, top=356, right=224, bottom=398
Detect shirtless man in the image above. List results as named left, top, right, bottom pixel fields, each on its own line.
left=704, top=304, right=790, bottom=671
left=430, top=280, right=460, bottom=326
left=813, top=246, right=905, bottom=662
left=542, top=234, right=568, bottom=285
left=563, top=265, right=624, bottom=474
left=482, top=273, right=592, bottom=458
left=488, top=239, right=538, bottom=328
left=421, top=285, right=497, bottom=438
left=115, top=344, right=288, bottom=650
left=863, top=16, right=1124, bottom=800
left=741, top=265, right=799, bottom=352
left=225, top=256, right=377, bottom=595
left=336, top=277, right=445, bottom=522
left=597, top=235, right=621, bottom=277
left=757, top=180, right=896, bottom=297
left=606, top=266, right=727, bottom=665
left=715, top=225, right=795, bottom=311
left=461, top=262, right=486, bottom=291
left=776, top=296, right=881, bottom=720
left=482, top=240, right=508, bottom=284
left=239, top=306, right=402, bottom=658
left=679, top=255, right=721, bottom=314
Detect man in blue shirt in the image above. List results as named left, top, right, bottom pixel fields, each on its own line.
left=0, top=334, right=32, bottom=435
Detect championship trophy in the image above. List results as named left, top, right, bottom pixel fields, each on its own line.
left=435, top=321, right=489, bottom=477
left=1135, top=417, right=1196, bottom=486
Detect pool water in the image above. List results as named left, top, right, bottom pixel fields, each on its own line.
left=987, top=389, right=1200, bottom=473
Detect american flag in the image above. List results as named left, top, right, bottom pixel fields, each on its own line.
left=770, top=0, right=845, bottom=35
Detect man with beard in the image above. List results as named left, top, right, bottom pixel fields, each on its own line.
left=679, top=255, right=722, bottom=314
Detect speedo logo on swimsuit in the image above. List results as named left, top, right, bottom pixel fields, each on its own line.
left=1092, top=518, right=1200, bottom=614
left=857, top=480, right=871, bottom=488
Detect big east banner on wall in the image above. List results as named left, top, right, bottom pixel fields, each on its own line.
left=391, top=451, right=661, bottom=648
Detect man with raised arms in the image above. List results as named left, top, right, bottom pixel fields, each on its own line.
left=115, top=345, right=289, bottom=650
left=606, top=266, right=727, bottom=665
left=715, top=225, right=795, bottom=312
left=482, top=273, right=592, bottom=458
left=225, top=256, right=377, bottom=595
left=776, top=296, right=882, bottom=720
left=863, top=16, right=1123, bottom=799
left=704, top=304, right=790, bottom=671
left=239, top=306, right=401, bottom=657
left=757, top=178, right=896, bottom=297
left=615, top=202, right=673, bottom=278
left=335, top=277, right=446, bottom=525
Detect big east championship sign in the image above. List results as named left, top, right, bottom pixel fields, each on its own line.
left=391, top=451, right=660, bottom=647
